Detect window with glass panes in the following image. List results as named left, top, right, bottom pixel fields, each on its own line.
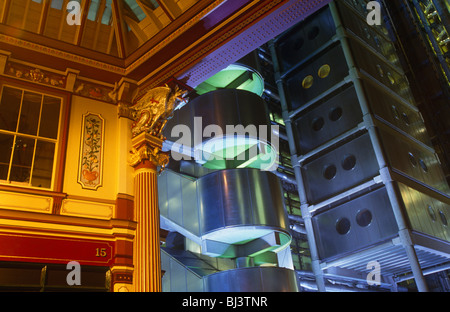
left=0, top=85, right=61, bottom=189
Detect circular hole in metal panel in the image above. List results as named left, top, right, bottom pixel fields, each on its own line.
left=323, top=164, right=337, bottom=180
left=356, top=210, right=373, bottom=227
left=428, top=205, right=437, bottom=222
left=336, top=218, right=351, bottom=235
left=342, top=154, right=357, bottom=171
left=329, top=106, right=343, bottom=122
left=311, top=117, right=324, bottom=132
left=318, top=64, right=331, bottom=79
left=302, top=75, right=314, bottom=89
left=439, top=211, right=448, bottom=227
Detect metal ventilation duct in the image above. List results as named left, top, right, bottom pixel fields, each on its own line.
left=163, top=89, right=278, bottom=171
left=160, top=82, right=296, bottom=292
left=158, top=168, right=291, bottom=258
left=194, top=53, right=265, bottom=97
left=204, top=267, right=298, bottom=292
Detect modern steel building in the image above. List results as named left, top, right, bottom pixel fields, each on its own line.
left=0, top=0, right=448, bottom=292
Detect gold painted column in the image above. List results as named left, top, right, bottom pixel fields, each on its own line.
left=130, top=133, right=169, bottom=292
left=126, top=85, right=186, bottom=292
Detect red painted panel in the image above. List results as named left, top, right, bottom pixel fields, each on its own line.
left=0, top=233, right=114, bottom=266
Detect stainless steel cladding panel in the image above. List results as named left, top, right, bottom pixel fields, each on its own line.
left=158, top=170, right=201, bottom=237
left=398, top=183, right=450, bottom=242
left=348, top=38, right=415, bottom=103
left=179, top=159, right=217, bottom=178
left=378, top=128, right=450, bottom=195
left=293, top=85, right=363, bottom=154
left=336, top=1, right=400, bottom=68
left=163, top=89, right=272, bottom=145
left=362, top=81, right=432, bottom=146
left=204, top=267, right=298, bottom=292
left=159, top=168, right=290, bottom=238
left=197, top=169, right=289, bottom=235
left=161, top=249, right=204, bottom=292
left=313, top=187, right=399, bottom=260
left=302, top=133, right=379, bottom=203
left=286, top=43, right=349, bottom=110
left=277, top=7, right=336, bottom=74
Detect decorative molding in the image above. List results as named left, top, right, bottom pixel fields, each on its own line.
left=60, top=199, right=114, bottom=220
left=0, top=191, right=53, bottom=214
left=0, top=34, right=126, bottom=75
left=0, top=233, right=115, bottom=266
left=74, top=79, right=117, bottom=104
left=5, top=61, right=66, bottom=88
left=77, top=112, right=105, bottom=190
left=111, top=271, right=133, bottom=285
left=0, top=208, right=133, bottom=241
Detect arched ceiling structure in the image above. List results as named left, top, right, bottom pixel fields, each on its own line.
left=0, top=0, right=331, bottom=91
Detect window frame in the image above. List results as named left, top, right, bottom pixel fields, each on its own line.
left=0, top=79, right=70, bottom=193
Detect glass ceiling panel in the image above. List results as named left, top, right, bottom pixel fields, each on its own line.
left=124, top=0, right=146, bottom=21
left=87, top=0, right=100, bottom=21
left=3, top=0, right=200, bottom=58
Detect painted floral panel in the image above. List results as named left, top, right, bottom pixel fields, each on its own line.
left=78, top=112, right=104, bottom=190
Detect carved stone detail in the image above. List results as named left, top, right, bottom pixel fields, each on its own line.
left=129, top=132, right=170, bottom=172
left=129, top=143, right=169, bottom=171
left=128, top=85, right=187, bottom=138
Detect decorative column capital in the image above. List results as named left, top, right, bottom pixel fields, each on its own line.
left=129, top=132, right=170, bottom=170
left=126, top=84, right=187, bottom=171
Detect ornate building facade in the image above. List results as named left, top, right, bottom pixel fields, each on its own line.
left=0, top=0, right=329, bottom=291
left=0, top=0, right=449, bottom=293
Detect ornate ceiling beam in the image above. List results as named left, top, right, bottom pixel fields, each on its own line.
left=153, top=0, right=174, bottom=22
left=156, top=0, right=182, bottom=20
left=37, top=0, right=51, bottom=35
left=111, top=0, right=127, bottom=58
left=0, top=0, right=10, bottom=24
left=75, top=0, right=92, bottom=46
left=57, top=0, right=70, bottom=41
left=93, top=0, right=108, bottom=51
